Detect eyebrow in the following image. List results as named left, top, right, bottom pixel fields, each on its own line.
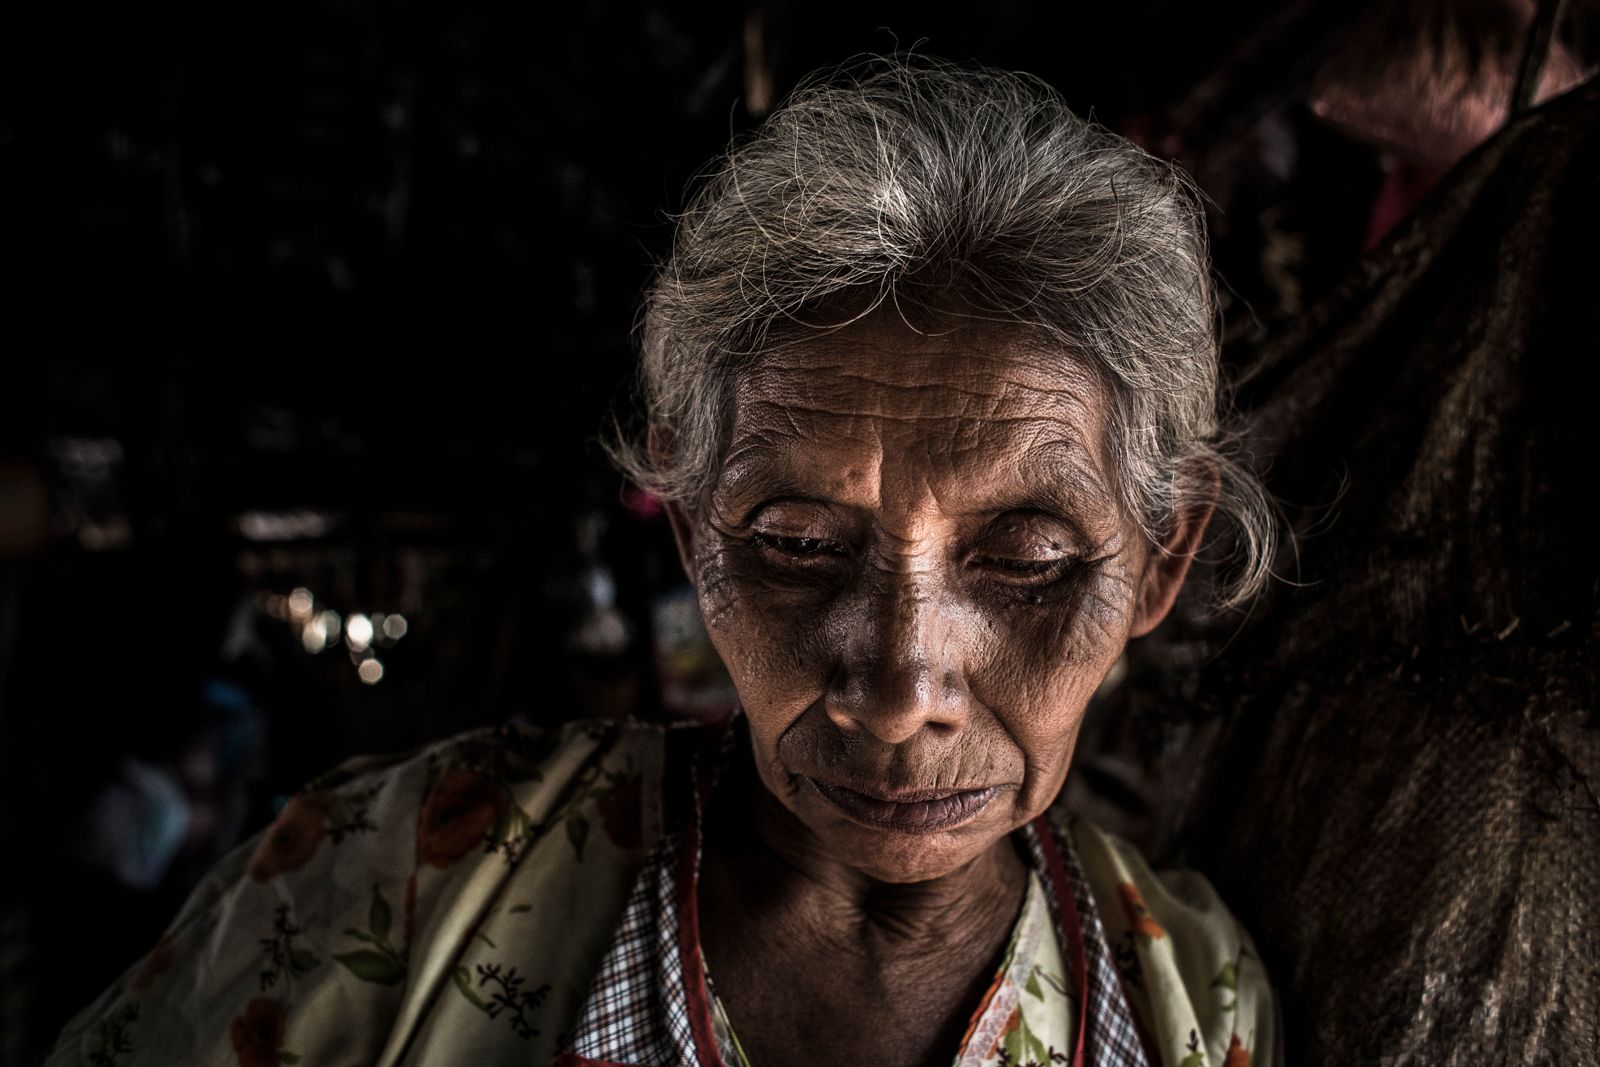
left=711, top=446, right=1116, bottom=537
left=709, top=451, right=862, bottom=525
left=964, top=477, right=1120, bottom=549
left=1007, top=439, right=1118, bottom=515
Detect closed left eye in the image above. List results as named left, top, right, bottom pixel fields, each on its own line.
left=750, top=531, right=847, bottom=560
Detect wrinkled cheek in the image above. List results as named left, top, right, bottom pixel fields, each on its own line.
left=698, top=570, right=788, bottom=683
left=691, top=546, right=744, bottom=635
left=1022, top=714, right=1087, bottom=810
left=985, top=582, right=1134, bottom=813
left=1044, top=586, right=1135, bottom=694
left=693, top=548, right=828, bottom=724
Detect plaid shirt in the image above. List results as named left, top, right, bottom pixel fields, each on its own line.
left=558, top=772, right=1152, bottom=1067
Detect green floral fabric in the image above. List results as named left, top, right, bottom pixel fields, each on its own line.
left=1071, top=821, right=1280, bottom=1067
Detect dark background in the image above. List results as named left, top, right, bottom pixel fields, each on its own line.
left=0, top=1, right=1588, bottom=1061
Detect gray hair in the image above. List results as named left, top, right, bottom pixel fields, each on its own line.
left=607, top=56, right=1276, bottom=609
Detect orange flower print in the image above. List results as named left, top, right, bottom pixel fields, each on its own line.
left=229, top=997, right=284, bottom=1067
left=248, top=793, right=331, bottom=882
left=132, top=935, right=176, bottom=993
left=1116, top=882, right=1167, bottom=940
left=416, top=767, right=506, bottom=867
left=987, top=1006, right=1022, bottom=1058
left=1224, top=1033, right=1251, bottom=1067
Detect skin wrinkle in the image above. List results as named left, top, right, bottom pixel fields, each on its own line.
left=612, top=62, right=1279, bottom=609
left=714, top=434, right=1114, bottom=548
left=681, top=312, right=1210, bottom=1067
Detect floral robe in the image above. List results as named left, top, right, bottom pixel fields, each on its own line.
left=45, top=717, right=1278, bottom=1067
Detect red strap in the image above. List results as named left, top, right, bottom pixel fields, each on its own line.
left=1030, top=816, right=1089, bottom=1067
left=677, top=758, right=724, bottom=1067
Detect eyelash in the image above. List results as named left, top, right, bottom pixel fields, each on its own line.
left=749, top=533, right=1077, bottom=589
left=749, top=532, right=846, bottom=559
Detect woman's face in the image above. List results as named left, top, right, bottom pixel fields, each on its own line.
left=672, top=313, right=1201, bottom=883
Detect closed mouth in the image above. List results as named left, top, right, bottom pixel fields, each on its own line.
left=806, top=778, right=1002, bottom=834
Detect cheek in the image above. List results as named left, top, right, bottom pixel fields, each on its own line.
left=976, top=567, right=1138, bottom=803
left=998, top=559, right=1137, bottom=677
left=692, top=538, right=833, bottom=715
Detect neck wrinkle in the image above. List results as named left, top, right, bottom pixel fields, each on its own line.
left=707, top=741, right=1028, bottom=963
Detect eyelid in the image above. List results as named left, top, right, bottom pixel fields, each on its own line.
left=745, top=499, right=856, bottom=565
left=976, top=513, right=1081, bottom=557
left=746, top=497, right=848, bottom=534
left=965, top=554, right=1077, bottom=594
left=748, top=530, right=851, bottom=568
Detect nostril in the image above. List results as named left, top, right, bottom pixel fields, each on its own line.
left=824, top=703, right=865, bottom=734
left=827, top=588, right=973, bottom=739
left=826, top=688, right=968, bottom=745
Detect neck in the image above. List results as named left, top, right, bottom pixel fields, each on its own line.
left=701, top=745, right=1027, bottom=956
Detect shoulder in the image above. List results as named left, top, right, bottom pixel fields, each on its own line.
left=1060, top=814, right=1283, bottom=1067
left=44, top=716, right=695, bottom=1067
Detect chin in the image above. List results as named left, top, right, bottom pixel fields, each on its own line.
left=799, top=795, right=1016, bottom=884
left=845, top=825, right=1003, bottom=883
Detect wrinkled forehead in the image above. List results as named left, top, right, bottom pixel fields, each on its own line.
left=713, top=317, right=1123, bottom=526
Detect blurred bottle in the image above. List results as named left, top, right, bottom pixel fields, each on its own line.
left=615, top=488, right=738, bottom=722
left=563, top=510, right=641, bottom=720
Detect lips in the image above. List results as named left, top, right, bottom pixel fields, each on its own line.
left=807, top=778, right=1002, bottom=834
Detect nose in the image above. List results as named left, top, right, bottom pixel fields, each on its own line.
left=825, top=566, right=972, bottom=744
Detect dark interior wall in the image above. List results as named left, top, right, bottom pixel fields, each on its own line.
left=1, top=0, right=1333, bottom=777
left=9, top=0, right=1577, bottom=1061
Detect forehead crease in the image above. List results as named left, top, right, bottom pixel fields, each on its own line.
left=735, top=387, right=1091, bottom=440
left=723, top=404, right=1109, bottom=495
left=747, top=360, right=1090, bottom=415
left=882, top=430, right=1105, bottom=498
left=719, top=329, right=1115, bottom=507
left=732, top=401, right=1093, bottom=498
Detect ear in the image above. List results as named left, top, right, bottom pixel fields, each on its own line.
left=1127, top=495, right=1215, bottom=639
left=648, top=425, right=699, bottom=586
left=664, top=499, right=698, bottom=587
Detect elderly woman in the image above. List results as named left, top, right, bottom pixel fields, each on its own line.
left=49, top=60, right=1279, bottom=1067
